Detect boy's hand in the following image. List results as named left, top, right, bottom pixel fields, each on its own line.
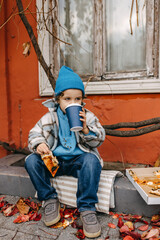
left=79, top=108, right=89, bottom=134
left=36, top=143, right=50, bottom=155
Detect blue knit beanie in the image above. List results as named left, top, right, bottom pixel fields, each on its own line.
left=55, top=66, right=85, bottom=96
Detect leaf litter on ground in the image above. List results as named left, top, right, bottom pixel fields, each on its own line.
left=0, top=196, right=41, bottom=223
left=50, top=205, right=86, bottom=239
left=0, top=196, right=85, bottom=239
left=108, top=211, right=160, bottom=239
left=1, top=196, right=160, bottom=239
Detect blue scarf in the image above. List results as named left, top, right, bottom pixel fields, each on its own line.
left=53, top=106, right=84, bottom=160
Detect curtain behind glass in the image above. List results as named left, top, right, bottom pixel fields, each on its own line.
left=106, top=0, right=146, bottom=72
left=59, top=0, right=93, bottom=74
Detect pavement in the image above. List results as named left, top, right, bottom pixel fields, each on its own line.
left=0, top=194, right=122, bottom=240
left=0, top=195, right=152, bottom=240
left=0, top=154, right=159, bottom=239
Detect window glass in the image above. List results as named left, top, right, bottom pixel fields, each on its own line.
left=59, top=0, right=93, bottom=74
left=106, top=0, right=146, bottom=72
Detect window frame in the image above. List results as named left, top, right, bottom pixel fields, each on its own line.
left=37, top=0, right=160, bottom=96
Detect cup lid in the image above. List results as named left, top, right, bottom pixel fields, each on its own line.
left=65, top=103, right=82, bottom=110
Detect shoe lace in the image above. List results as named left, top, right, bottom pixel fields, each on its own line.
left=84, top=213, right=97, bottom=223
left=45, top=203, right=55, bottom=214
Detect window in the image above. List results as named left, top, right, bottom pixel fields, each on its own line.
left=106, top=0, right=146, bottom=72
left=37, top=0, right=160, bottom=96
left=59, top=0, right=93, bottom=75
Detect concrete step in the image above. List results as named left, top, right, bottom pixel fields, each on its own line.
left=0, top=154, right=160, bottom=217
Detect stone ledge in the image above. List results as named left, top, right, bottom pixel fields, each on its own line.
left=0, top=154, right=159, bottom=217
left=0, top=165, right=160, bottom=217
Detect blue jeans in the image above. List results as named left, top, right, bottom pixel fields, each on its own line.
left=25, top=152, right=102, bottom=212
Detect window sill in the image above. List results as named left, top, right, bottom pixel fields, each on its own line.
left=39, top=69, right=160, bottom=96
left=84, top=79, right=160, bottom=95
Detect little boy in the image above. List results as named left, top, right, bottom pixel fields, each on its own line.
left=25, top=66, right=105, bottom=238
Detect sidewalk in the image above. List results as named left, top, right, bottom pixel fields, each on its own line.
left=0, top=194, right=153, bottom=240
left=0, top=195, right=122, bottom=240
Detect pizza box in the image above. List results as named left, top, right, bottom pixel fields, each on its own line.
left=126, top=167, right=160, bottom=205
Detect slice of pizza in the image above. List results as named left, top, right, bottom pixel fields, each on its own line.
left=149, top=188, right=160, bottom=196
left=41, top=152, right=59, bottom=177
left=153, top=170, right=160, bottom=178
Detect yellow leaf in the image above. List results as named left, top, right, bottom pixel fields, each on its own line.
left=62, top=219, right=70, bottom=229
left=16, top=198, right=30, bottom=215
left=154, top=155, right=160, bottom=167
left=124, top=221, right=134, bottom=231
left=51, top=222, right=63, bottom=228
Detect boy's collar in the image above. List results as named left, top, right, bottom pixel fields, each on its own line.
left=42, top=98, right=58, bottom=109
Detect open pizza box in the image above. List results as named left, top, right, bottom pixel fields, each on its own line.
left=126, top=167, right=160, bottom=205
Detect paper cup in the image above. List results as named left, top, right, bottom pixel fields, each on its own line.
left=65, top=103, right=83, bottom=131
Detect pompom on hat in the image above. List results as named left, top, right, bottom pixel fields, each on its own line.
left=55, top=66, right=85, bottom=96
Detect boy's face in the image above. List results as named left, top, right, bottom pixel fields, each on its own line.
left=58, top=89, right=83, bottom=113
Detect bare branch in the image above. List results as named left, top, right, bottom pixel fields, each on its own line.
left=104, top=117, right=160, bottom=137
left=0, top=0, right=33, bottom=29
left=136, top=0, right=139, bottom=26
left=42, top=0, right=72, bottom=46
left=105, top=124, right=160, bottom=137
left=0, top=0, right=4, bottom=12
left=1, top=117, right=160, bottom=155
left=104, top=117, right=160, bottom=129
left=0, top=141, right=30, bottom=155
left=129, top=0, right=134, bottom=35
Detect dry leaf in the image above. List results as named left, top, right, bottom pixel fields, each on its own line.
left=3, top=205, right=15, bottom=216
left=123, top=236, right=134, bottom=240
left=0, top=196, right=5, bottom=202
left=141, top=231, right=148, bottom=238
left=120, top=225, right=130, bottom=233
left=151, top=214, right=160, bottom=223
left=138, top=224, right=149, bottom=231
left=29, top=212, right=42, bottom=221
left=75, top=229, right=85, bottom=239
left=62, top=219, right=70, bottom=229
left=22, top=42, right=31, bottom=57
left=154, top=156, right=160, bottom=167
left=16, top=198, right=30, bottom=215
left=123, top=214, right=142, bottom=221
left=124, top=231, right=141, bottom=239
left=112, top=213, right=119, bottom=219
left=118, top=217, right=124, bottom=228
left=51, top=222, right=63, bottom=228
left=124, top=221, right=134, bottom=231
left=108, top=223, right=116, bottom=229
left=144, top=228, right=159, bottom=239
left=13, top=214, right=30, bottom=223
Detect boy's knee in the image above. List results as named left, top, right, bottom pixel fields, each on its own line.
left=83, top=153, right=101, bottom=168
left=25, top=153, right=40, bottom=170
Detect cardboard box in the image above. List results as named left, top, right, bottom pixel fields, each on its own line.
left=126, top=167, right=160, bottom=205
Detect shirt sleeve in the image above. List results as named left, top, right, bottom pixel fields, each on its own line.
left=79, top=109, right=105, bottom=148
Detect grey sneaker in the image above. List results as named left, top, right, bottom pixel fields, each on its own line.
left=80, top=211, right=101, bottom=238
left=43, top=198, right=60, bottom=226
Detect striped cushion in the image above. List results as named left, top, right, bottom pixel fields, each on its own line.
left=51, top=170, right=122, bottom=214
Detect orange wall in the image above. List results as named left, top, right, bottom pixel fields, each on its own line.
left=85, top=95, right=160, bottom=165
left=0, top=1, right=160, bottom=165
